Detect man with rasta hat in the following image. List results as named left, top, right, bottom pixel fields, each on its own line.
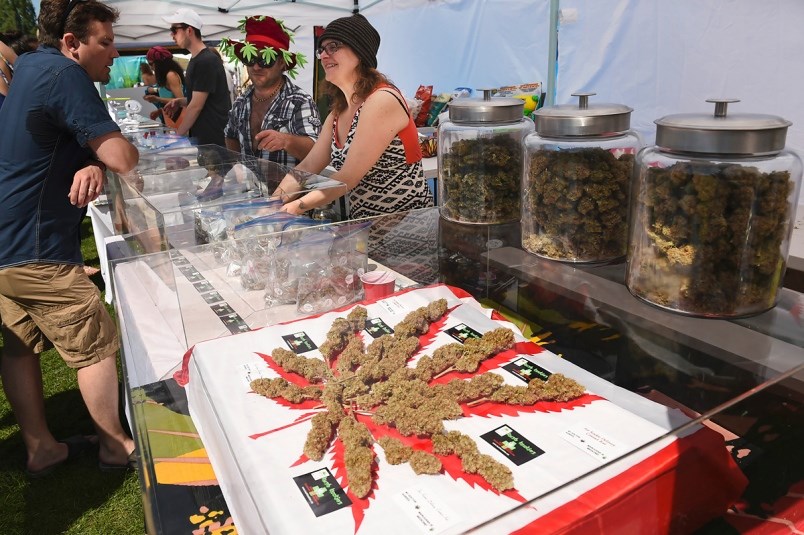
left=277, top=14, right=432, bottom=218
left=162, top=8, right=231, bottom=147
left=221, top=16, right=321, bottom=167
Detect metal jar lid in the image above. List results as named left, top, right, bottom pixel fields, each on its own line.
left=448, top=88, right=524, bottom=124
left=534, top=92, right=633, bottom=137
left=655, top=99, right=791, bottom=156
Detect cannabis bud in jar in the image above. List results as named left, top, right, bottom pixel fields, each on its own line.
left=627, top=99, right=802, bottom=317
left=523, top=92, right=639, bottom=263
left=440, top=136, right=524, bottom=224
left=438, top=89, right=534, bottom=224
left=523, top=148, right=633, bottom=262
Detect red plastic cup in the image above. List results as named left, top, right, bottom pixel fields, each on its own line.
left=361, top=270, right=396, bottom=300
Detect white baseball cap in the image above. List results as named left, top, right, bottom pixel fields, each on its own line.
left=162, top=8, right=203, bottom=30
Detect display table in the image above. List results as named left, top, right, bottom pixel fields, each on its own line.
left=184, top=285, right=744, bottom=534
left=113, top=207, right=804, bottom=534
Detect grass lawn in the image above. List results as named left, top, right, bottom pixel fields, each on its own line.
left=0, top=217, right=144, bottom=534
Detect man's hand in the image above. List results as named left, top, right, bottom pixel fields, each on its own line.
left=149, top=110, right=161, bottom=121
left=163, top=98, right=182, bottom=115
left=68, top=162, right=106, bottom=208
left=254, top=129, right=288, bottom=152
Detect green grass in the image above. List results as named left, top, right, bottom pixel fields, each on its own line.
left=0, top=217, right=144, bottom=534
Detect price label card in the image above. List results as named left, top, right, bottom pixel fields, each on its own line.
left=561, top=423, right=626, bottom=463
left=393, top=487, right=457, bottom=534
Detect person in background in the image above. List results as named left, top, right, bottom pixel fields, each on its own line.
left=139, top=61, right=156, bottom=86
left=0, top=0, right=138, bottom=476
left=1, top=31, right=39, bottom=56
left=221, top=16, right=320, bottom=167
left=0, top=39, right=17, bottom=111
left=161, top=8, right=230, bottom=147
left=277, top=14, right=431, bottom=218
left=13, top=34, right=40, bottom=55
left=143, top=45, right=185, bottom=127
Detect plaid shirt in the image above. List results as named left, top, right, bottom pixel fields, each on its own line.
left=225, top=76, right=321, bottom=166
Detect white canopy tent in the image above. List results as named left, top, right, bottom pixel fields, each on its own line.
left=108, top=0, right=804, bottom=156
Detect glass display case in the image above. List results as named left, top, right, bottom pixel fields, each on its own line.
left=105, top=144, right=347, bottom=254
left=113, top=207, right=804, bottom=534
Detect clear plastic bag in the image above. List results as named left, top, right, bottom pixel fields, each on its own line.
left=296, top=264, right=359, bottom=315
left=232, top=213, right=300, bottom=290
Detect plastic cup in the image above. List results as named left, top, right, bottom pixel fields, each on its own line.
left=361, top=270, right=396, bottom=300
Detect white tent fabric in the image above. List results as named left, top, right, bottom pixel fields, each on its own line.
left=110, top=0, right=804, bottom=158
left=556, top=0, right=804, bottom=152
left=109, top=0, right=551, bottom=111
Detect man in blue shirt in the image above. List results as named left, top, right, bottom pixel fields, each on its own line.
left=0, top=0, right=138, bottom=476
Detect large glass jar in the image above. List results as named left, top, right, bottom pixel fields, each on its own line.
left=627, top=99, right=803, bottom=318
left=438, top=90, right=534, bottom=224
left=523, top=93, right=640, bottom=263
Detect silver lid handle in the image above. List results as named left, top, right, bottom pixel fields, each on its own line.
left=477, top=88, right=495, bottom=101
left=572, top=91, right=596, bottom=109
left=706, top=98, right=741, bottom=118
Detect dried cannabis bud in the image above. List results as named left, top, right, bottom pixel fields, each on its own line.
left=304, top=412, right=335, bottom=461
left=251, top=377, right=322, bottom=404
left=339, top=415, right=375, bottom=498
left=523, top=147, right=633, bottom=261
left=252, top=300, right=586, bottom=498
left=628, top=161, right=793, bottom=315
left=432, top=430, right=513, bottom=491
left=441, top=135, right=523, bottom=224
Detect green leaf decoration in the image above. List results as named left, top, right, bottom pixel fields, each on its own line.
left=261, top=47, right=278, bottom=63
left=218, top=38, right=237, bottom=63
left=241, top=42, right=259, bottom=62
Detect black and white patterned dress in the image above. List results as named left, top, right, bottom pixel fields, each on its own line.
left=330, top=96, right=433, bottom=220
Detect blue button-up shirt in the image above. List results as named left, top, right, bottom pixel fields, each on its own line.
left=0, top=46, right=119, bottom=268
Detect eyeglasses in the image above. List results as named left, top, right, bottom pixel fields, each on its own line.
left=244, top=57, right=277, bottom=69
left=169, top=25, right=188, bottom=35
left=61, top=0, right=88, bottom=34
left=315, top=41, right=344, bottom=59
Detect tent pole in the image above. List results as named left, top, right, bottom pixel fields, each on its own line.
left=546, top=0, right=559, bottom=106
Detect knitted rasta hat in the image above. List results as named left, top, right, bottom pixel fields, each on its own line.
left=319, top=14, right=380, bottom=69
left=219, top=16, right=307, bottom=79
left=146, top=46, right=172, bottom=62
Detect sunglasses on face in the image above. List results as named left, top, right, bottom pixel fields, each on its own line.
left=315, top=41, right=344, bottom=59
left=244, top=57, right=277, bottom=69
left=169, top=24, right=188, bottom=35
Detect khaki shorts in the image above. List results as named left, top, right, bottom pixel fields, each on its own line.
left=0, top=263, right=119, bottom=368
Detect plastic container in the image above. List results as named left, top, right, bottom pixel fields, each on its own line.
left=438, top=89, right=534, bottom=224
left=522, top=92, right=640, bottom=263
left=627, top=99, right=802, bottom=317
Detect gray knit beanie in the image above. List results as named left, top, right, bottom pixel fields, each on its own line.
left=319, top=14, right=380, bottom=69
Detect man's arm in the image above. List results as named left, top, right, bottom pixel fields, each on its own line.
left=254, top=130, right=315, bottom=161
left=68, top=131, right=138, bottom=207
left=88, top=131, right=138, bottom=173
left=176, top=91, right=209, bottom=137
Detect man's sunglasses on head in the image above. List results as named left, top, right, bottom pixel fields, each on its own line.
left=169, top=24, right=188, bottom=35
left=62, top=0, right=88, bottom=33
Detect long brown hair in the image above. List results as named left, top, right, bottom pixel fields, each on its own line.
left=323, top=63, right=395, bottom=116
left=152, top=57, right=186, bottom=88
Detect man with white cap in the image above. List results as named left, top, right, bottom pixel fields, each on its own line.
left=162, top=8, right=230, bottom=147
